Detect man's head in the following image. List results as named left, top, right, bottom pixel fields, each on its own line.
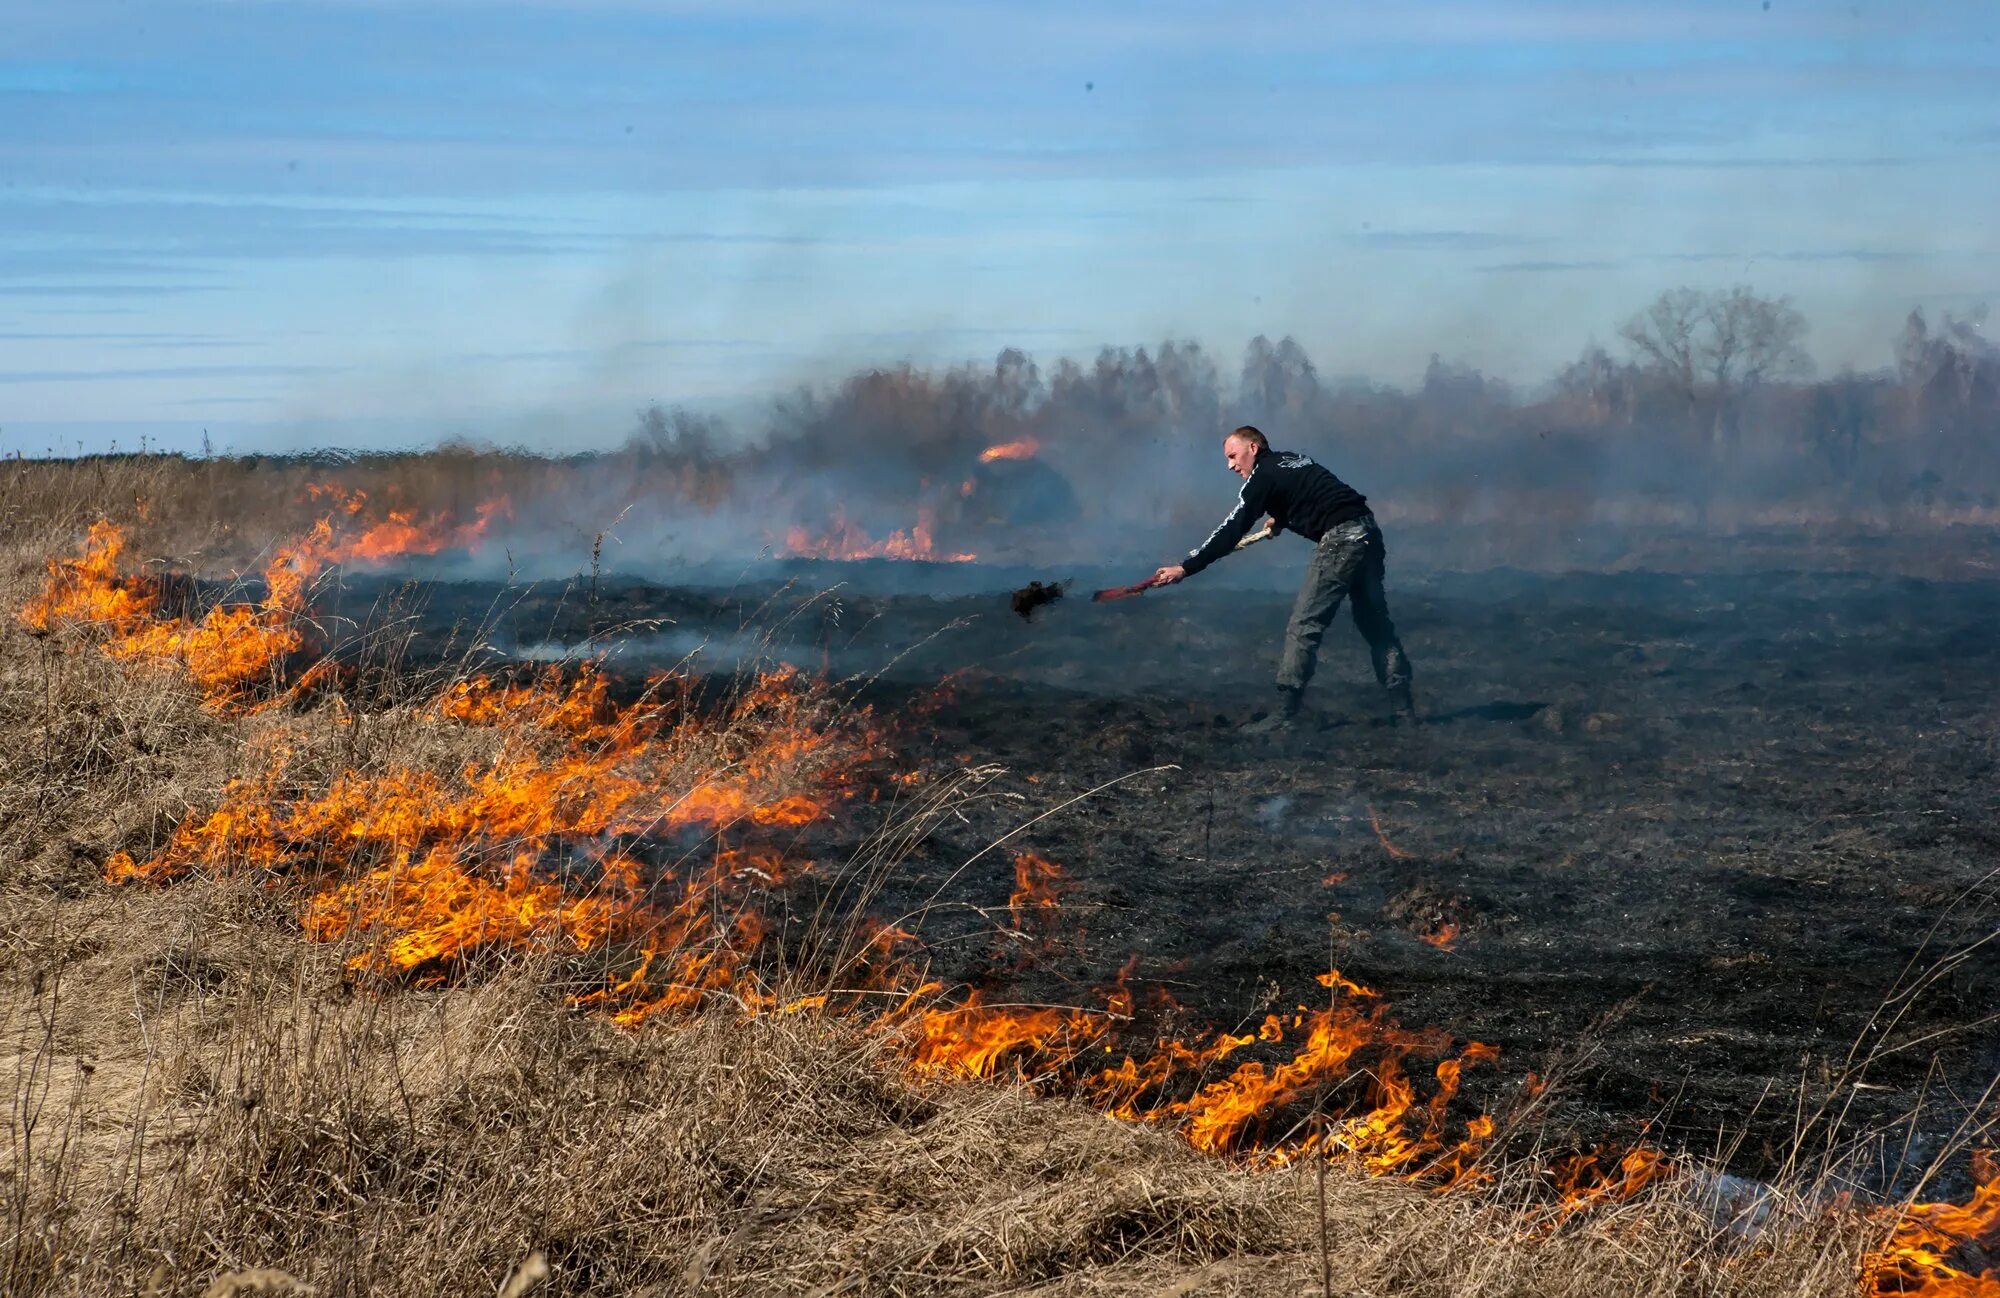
left=1223, top=425, right=1268, bottom=480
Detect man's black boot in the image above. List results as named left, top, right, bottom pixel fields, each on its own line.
left=1241, top=686, right=1303, bottom=734
left=1388, top=681, right=1419, bottom=727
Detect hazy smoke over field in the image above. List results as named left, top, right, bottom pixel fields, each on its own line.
left=165, top=289, right=2000, bottom=585
left=456, top=288, right=1997, bottom=577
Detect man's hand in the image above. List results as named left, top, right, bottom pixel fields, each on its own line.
left=1152, top=564, right=1187, bottom=585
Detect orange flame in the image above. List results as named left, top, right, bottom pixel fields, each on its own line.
left=25, top=496, right=508, bottom=710
left=19, top=520, right=157, bottom=634
left=979, top=437, right=1041, bottom=463
left=1009, top=850, right=1069, bottom=929
left=26, top=520, right=330, bottom=709
left=299, top=485, right=509, bottom=564
left=1551, top=1146, right=1675, bottom=1215
left=329, top=495, right=511, bottom=564
left=1419, top=922, right=1461, bottom=951
left=893, top=989, right=1108, bottom=1081
left=783, top=507, right=974, bottom=563
left=35, top=518, right=1562, bottom=1210
left=1864, top=1151, right=2000, bottom=1298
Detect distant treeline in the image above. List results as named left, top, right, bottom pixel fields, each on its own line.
left=13, top=288, right=1998, bottom=568
left=647, top=286, right=1997, bottom=515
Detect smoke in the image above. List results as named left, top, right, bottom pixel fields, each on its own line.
left=223, top=291, right=2000, bottom=589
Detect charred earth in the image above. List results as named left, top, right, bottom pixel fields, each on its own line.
left=324, top=555, right=2000, bottom=1190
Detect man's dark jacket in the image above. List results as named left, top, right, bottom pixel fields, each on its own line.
left=1181, top=448, right=1369, bottom=576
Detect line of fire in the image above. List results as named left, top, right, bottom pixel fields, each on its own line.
left=11, top=423, right=1996, bottom=1295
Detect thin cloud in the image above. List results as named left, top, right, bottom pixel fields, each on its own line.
left=1356, top=230, right=1545, bottom=252
left=1655, top=248, right=1931, bottom=265
left=0, top=362, right=338, bottom=383
left=1477, top=259, right=1625, bottom=274
left=0, top=284, right=222, bottom=298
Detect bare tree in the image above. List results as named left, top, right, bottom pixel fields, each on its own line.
left=1619, top=285, right=1812, bottom=454
left=1239, top=334, right=1322, bottom=426
left=1703, top=285, right=1812, bottom=389
left=1619, top=287, right=1705, bottom=410
left=1554, top=343, right=1638, bottom=428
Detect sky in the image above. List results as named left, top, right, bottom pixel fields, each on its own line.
left=2, top=0, right=1996, bottom=456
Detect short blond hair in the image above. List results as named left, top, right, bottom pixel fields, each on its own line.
left=1227, top=425, right=1268, bottom=451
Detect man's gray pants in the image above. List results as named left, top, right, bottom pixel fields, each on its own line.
left=1277, top=513, right=1412, bottom=706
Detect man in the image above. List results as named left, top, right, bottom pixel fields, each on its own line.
left=1152, top=426, right=1416, bottom=730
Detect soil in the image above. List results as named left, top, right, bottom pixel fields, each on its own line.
left=320, top=553, right=2000, bottom=1189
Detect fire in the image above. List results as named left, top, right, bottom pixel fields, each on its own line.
left=20, top=519, right=156, bottom=634
left=109, top=660, right=852, bottom=887
left=783, top=507, right=974, bottom=563
left=1419, top=922, right=1461, bottom=951
left=1864, top=1151, right=2000, bottom=1298
left=979, top=437, right=1041, bottom=463
left=1367, top=804, right=1414, bottom=859
left=330, top=497, right=510, bottom=564
left=23, top=492, right=510, bottom=709
left=1009, top=850, right=1069, bottom=931
left=1552, top=1146, right=1675, bottom=1214
left=32, top=515, right=1712, bottom=1237
left=27, top=519, right=332, bottom=709
left=1092, top=984, right=1496, bottom=1176
left=102, top=645, right=867, bottom=1023
left=303, top=485, right=510, bottom=565
left=301, top=846, right=630, bottom=981
left=893, top=990, right=1107, bottom=1081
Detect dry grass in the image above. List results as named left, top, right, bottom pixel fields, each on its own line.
left=2, top=880, right=1875, bottom=1297
left=0, top=491, right=1930, bottom=1297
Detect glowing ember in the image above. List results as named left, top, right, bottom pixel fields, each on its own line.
left=979, top=437, right=1041, bottom=463
left=1419, top=922, right=1461, bottom=951
left=1368, top=805, right=1414, bottom=859
left=783, top=507, right=974, bottom=563
left=1864, top=1151, right=2000, bottom=1298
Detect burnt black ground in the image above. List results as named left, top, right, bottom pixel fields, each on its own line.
left=324, top=556, right=2000, bottom=1188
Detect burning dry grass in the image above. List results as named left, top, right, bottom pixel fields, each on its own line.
left=1, top=883, right=1880, bottom=1297
left=2, top=506, right=1994, bottom=1296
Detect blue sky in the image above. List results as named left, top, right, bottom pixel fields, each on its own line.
left=2, top=0, right=1996, bottom=454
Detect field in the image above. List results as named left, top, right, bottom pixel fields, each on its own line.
left=2, top=455, right=1995, bottom=1296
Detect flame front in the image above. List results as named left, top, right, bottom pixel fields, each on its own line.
left=783, top=507, right=974, bottom=563
left=31, top=515, right=1694, bottom=1219
left=1864, top=1152, right=2000, bottom=1298
left=328, top=493, right=511, bottom=563
left=20, top=519, right=156, bottom=634
left=23, top=493, right=509, bottom=711
left=27, top=519, right=330, bottom=708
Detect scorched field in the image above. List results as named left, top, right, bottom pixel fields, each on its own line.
left=2, top=456, right=1995, bottom=1298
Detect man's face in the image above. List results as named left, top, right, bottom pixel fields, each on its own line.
left=1223, top=435, right=1258, bottom=480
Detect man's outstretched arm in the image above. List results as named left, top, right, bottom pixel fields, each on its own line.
left=1152, top=522, right=1275, bottom=584
left=1154, top=481, right=1272, bottom=585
